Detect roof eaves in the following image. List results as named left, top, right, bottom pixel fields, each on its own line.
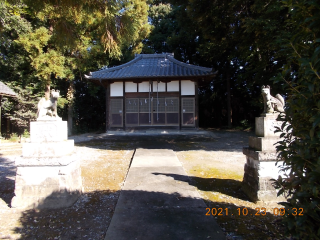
left=0, top=82, right=17, bottom=97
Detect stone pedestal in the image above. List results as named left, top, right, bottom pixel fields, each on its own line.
left=11, top=121, right=82, bottom=209
left=242, top=113, right=286, bottom=202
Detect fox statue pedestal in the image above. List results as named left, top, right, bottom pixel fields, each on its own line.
left=242, top=86, right=286, bottom=202
left=242, top=113, right=286, bottom=202
left=11, top=120, right=82, bottom=209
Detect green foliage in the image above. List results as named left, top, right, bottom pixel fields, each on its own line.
left=16, top=0, right=151, bottom=58
left=0, top=1, right=31, bottom=35
left=57, top=97, right=68, bottom=109
left=0, top=1, right=43, bottom=135
left=16, top=27, right=73, bottom=85
left=143, top=2, right=201, bottom=63
left=8, top=132, right=19, bottom=142
left=274, top=0, right=320, bottom=238
left=239, top=0, right=291, bottom=86
left=2, top=83, right=41, bottom=135
left=1, top=0, right=150, bottom=135
left=143, top=3, right=179, bottom=54
left=146, top=0, right=289, bottom=127
left=22, top=129, right=30, bottom=138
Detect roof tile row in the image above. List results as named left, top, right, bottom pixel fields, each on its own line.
left=86, top=53, right=214, bottom=80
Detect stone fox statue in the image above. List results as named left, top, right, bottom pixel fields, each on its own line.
left=37, top=89, right=60, bottom=118
left=261, top=85, right=285, bottom=113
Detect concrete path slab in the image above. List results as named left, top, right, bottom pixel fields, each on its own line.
left=131, top=149, right=182, bottom=167
left=105, top=148, right=225, bottom=240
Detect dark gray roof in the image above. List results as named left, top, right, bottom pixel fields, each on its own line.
left=0, top=81, right=17, bottom=97
left=85, top=53, right=216, bottom=82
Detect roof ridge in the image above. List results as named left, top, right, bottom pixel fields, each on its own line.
left=138, top=53, right=173, bottom=58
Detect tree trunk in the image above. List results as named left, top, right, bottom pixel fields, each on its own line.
left=6, top=117, right=10, bottom=138
left=45, top=84, right=50, bottom=100
left=226, top=65, right=232, bottom=128
left=67, top=81, right=74, bottom=136
left=0, top=95, right=2, bottom=137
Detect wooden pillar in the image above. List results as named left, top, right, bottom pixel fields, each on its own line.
left=179, top=80, right=181, bottom=130
left=195, top=81, right=199, bottom=129
left=106, top=83, right=110, bottom=132
left=123, top=80, right=125, bottom=130
left=226, top=64, right=232, bottom=128
left=150, top=80, right=153, bottom=125
left=7, top=116, right=10, bottom=138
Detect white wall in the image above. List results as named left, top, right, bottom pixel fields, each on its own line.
left=153, top=81, right=166, bottom=92
left=167, top=81, right=179, bottom=92
left=181, top=80, right=195, bottom=95
left=138, top=82, right=150, bottom=92
left=111, top=80, right=195, bottom=95
left=110, top=82, right=123, bottom=96
left=125, top=82, right=137, bottom=92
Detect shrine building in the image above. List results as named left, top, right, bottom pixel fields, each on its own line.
left=85, top=53, right=216, bottom=130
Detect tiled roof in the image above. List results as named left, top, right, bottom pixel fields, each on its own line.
left=0, top=81, right=17, bottom=97
left=85, top=53, right=216, bottom=81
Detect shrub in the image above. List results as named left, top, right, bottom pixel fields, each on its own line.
left=274, top=1, right=320, bottom=239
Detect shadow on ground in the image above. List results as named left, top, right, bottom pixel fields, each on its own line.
left=12, top=189, right=286, bottom=240
left=13, top=190, right=119, bottom=240
left=152, top=172, right=250, bottom=202
left=0, top=157, right=16, bottom=206
left=6, top=130, right=286, bottom=239
left=0, top=130, right=252, bottom=207
left=75, top=130, right=253, bottom=152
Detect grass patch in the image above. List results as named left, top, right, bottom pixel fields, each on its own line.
left=186, top=164, right=286, bottom=239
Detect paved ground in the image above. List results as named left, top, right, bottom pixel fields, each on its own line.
left=105, top=148, right=225, bottom=240
left=0, top=129, right=285, bottom=239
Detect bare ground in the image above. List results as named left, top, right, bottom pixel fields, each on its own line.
left=0, top=130, right=287, bottom=239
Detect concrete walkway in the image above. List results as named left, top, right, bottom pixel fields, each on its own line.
left=105, top=148, right=225, bottom=240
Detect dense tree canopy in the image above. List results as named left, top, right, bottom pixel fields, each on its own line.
left=143, top=0, right=290, bottom=127
left=0, top=0, right=150, bottom=135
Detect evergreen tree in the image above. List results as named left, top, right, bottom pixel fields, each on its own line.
left=13, top=0, right=151, bottom=96
left=0, top=1, right=41, bottom=135
left=274, top=0, right=320, bottom=238
left=1, top=0, right=150, bottom=134
left=143, top=1, right=202, bottom=63
left=154, top=0, right=290, bottom=128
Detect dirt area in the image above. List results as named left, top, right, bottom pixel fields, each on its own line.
left=0, top=129, right=286, bottom=239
